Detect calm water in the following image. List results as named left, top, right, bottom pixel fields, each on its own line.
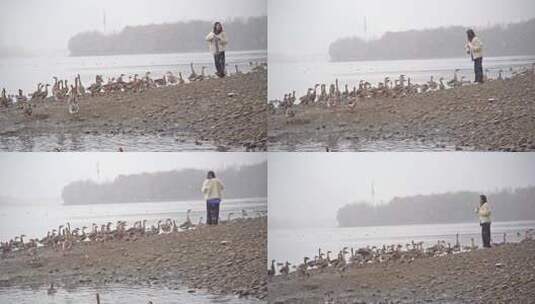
left=0, top=285, right=264, bottom=304
left=268, top=220, right=535, bottom=266
left=0, top=133, right=225, bottom=152
left=0, top=197, right=267, bottom=242
left=0, top=50, right=267, bottom=95
left=269, top=54, right=535, bottom=99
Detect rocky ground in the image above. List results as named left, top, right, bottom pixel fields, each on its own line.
left=0, top=70, right=267, bottom=151
left=269, top=73, right=535, bottom=151
left=268, top=239, right=535, bottom=304
left=0, top=217, right=267, bottom=300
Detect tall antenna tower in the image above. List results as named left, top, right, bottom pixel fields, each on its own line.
left=103, top=10, right=107, bottom=33
left=364, top=16, right=368, bottom=41
left=371, top=180, right=375, bottom=207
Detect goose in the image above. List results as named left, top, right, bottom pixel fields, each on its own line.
left=234, top=64, right=242, bottom=75
left=154, top=74, right=167, bottom=87
left=497, top=69, right=503, bottom=80
left=68, top=85, right=80, bottom=114
left=267, top=259, right=276, bottom=277
left=447, top=69, right=461, bottom=87
left=179, top=209, right=193, bottom=230
left=198, top=66, right=207, bottom=80
left=438, top=77, right=446, bottom=90
left=428, top=76, right=438, bottom=90
left=166, top=71, right=178, bottom=84
left=16, top=89, right=28, bottom=103
left=0, top=88, right=8, bottom=107
left=241, top=209, right=248, bottom=217
left=178, top=72, right=185, bottom=84
left=227, top=212, right=234, bottom=222
left=188, top=63, right=198, bottom=82
left=296, top=257, right=310, bottom=278
left=47, top=283, right=57, bottom=295
left=76, top=74, right=85, bottom=95
left=279, top=261, right=290, bottom=276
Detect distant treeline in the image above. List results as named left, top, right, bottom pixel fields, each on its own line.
left=61, top=162, right=267, bottom=205
left=68, top=16, right=267, bottom=56
left=329, top=18, right=535, bottom=61
left=337, top=186, right=535, bottom=227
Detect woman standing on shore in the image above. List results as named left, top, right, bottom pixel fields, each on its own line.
left=206, top=22, right=228, bottom=78
left=465, top=29, right=484, bottom=83
left=475, top=194, right=492, bottom=248
left=202, top=170, right=224, bottom=225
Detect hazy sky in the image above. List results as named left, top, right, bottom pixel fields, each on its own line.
left=0, top=152, right=266, bottom=201
left=269, top=153, right=535, bottom=225
left=269, top=0, right=535, bottom=55
left=0, top=0, right=266, bottom=53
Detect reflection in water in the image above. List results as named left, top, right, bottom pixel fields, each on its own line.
left=269, top=138, right=454, bottom=152
left=0, top=285, right=264, bottom=304
left=0, top=133, right=231, bottom=152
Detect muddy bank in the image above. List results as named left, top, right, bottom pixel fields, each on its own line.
left=0, top=217, right=267, bottom=300
left=268, top=239, right=535, bottom=304
left=269, top=73, right=535, bottom=151
left=0, top=70, right=267, bottom=151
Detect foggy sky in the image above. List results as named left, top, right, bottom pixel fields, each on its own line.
left=0, top=0, right=266, bottom=53
left=269, top=153, right=535, bottom=225
left=0, top=152, right=266, bottom=201
left=269, top=0, right=535, bottom=56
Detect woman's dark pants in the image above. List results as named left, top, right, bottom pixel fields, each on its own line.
left=214, top=52, right=226, bottom=77
left=474, top=57, right=484, bottom=83
left=206, top=199, right=221, bottom=225
left=481, top=222, right=491, bottom=248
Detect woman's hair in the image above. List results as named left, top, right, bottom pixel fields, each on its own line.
left=466, top=29, right=476, bottom=42
left=480, top=194, right=487, bottom=204
left=207, top=171, right=216, bottom=179
left=213, top=22, right=223, bottom=35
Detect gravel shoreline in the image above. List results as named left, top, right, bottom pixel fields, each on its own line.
left=268, top=73, right=535, bottom=151
left=0, top=70, right=267, bottom=151
left=0, top=217, right=267, bottom=300
left=268, top=239, right=535, bottom=303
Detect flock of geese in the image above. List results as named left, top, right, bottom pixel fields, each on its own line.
left=0, top=61, right=267, bottom=116
left=0, top=208, right=265, bottom=258
left=268, top=229, right=535, bottom=279
left=271, top=64, right=535, bottom=116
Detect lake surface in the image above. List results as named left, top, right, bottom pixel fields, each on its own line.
left=268, top=220, right=535, bottom=266
left=0, top=285, right=264, bottom=304
left=0, top=50, right=267, bottom=95
left=0, top=197, right=267, bottom=242
left=0, top=133, right=222, bottom=152
left=269, top=54, right=535, bottom=100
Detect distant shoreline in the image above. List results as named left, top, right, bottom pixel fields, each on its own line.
left=68, top=48, right=267, bottom=58
left=62, top=196, right=268, bottom=206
